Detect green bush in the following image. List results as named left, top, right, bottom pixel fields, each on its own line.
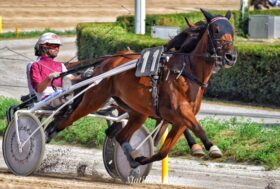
left=0, top=28, right=76, bottom=40
left=77, top=22, right=164, bottom=60
left=54, top=117, right=107, bottom=147
left=0, top=96, right=19, bottom=135
left=206, top=44, right=280, bottom=106
left=117, top=9, right=280, bottom=37
left=0, top=96, right=18, bottom=119
left=117, top=11, right=238, bottom=35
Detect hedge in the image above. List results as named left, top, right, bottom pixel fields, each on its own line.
left=117, top=11, right=238, bottom=35
left=76, top=22, right=164, bottom=60
left=117, top=9, right=280, bottom=36
left=76, top=11, right=280, bottom=107
left=207, top=43, right=280, bottom=106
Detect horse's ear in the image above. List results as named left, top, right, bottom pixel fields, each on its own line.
left=185, top=17, right=194, bottom=27
left=200, top=8, right=213, bottom=23
left=225, top=10, right=231, bottom=20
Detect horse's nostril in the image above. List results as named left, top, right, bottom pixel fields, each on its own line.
left=225, top=52, right=237, bottom=62
left=225, top=53, right=233, bottom=61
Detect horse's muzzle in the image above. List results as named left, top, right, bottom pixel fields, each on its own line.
left=223, top=51, right=237, bottom=68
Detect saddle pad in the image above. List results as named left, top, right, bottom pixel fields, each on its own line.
left=135, top=46, right=164, bottom=77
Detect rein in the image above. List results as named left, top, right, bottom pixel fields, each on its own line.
left=162, top=51, right=212, bottom=89
left=56, top=53, right=140, bottom=78
left=51, top=53, right=140, bottom=91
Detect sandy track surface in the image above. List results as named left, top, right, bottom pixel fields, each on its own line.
left=0, top=0, right=239, bottom=32
left=0, top=140, right=279, bottom=189
left=0, top=172, right=197, bottom=189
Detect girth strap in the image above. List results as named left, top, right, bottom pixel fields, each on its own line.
left=151, top=75, right=161, bottom=117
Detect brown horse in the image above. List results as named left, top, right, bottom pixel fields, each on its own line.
left=48, top=9, right=237, bottom=167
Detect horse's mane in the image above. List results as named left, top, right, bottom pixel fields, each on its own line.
left=164, top=19, right=207, bottom=53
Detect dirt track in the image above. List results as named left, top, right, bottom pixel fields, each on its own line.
left=0, top=140, right=279, bottom=189
left=0, top=0, right=239, bottom=32
left=0, top=172, right=198, bottom=189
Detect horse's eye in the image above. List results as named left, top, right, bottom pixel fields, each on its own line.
left=214, top=26, right=220, bottom=34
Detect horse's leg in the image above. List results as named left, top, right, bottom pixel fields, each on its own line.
left=183, top=129, right=205, bottom=157
left=136, top=125, right=220, bottom=165
left=116, top=112, right=147, bottom=144
left=264, top=0, right=270, bottom=8
left=153, top=121, right=205, bottom=157
left=152, top=120, right=168, bottom=147
left=115, top=111, right=148, bottom=168
left=134, top=125, right=187, bottom=165
left=180, top=110, right=222, bottom=158
left=135, top=107, right=221, bottom=165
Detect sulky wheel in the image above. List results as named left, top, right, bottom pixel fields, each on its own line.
left=114, top=126, right=154, bottom=183
left=2, top=112, right=45, bottom=176
left=102, top=119, right=123, bottom=179
left=102, top=136, right=119, bottom=178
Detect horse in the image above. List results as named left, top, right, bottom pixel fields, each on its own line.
left=48, top=9, right=237, bottom=167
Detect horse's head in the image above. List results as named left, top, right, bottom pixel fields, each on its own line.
left=201, top=9, right=237, bottom=71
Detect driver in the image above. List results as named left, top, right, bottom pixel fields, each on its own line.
left=30, top=32, right=76, bottom=107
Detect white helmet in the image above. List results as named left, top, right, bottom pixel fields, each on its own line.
left=34, top=32, right=62, bottom=56
left=37, top=32, right=62, bottom=45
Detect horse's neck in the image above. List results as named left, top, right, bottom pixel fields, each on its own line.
left=187, top=31, right=214, bottom=113
left=189, top=31, right=215, bottom=85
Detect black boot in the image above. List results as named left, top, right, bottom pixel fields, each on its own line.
left=44, top=123, right=58, bottom=143
left=105, top=122, right=123, bottom=138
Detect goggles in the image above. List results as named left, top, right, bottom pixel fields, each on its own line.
left=45, top=43, right=60, bottom=49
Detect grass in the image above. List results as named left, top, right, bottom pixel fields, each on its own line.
left=52, top=116, right=280, bottom=170
left=0, top=97, right=280, bottom=170
left=53, top=117, right=107, bottom=147
left=177, top=117, right=280, bottom=170
left=0, top=96, right=19, bottom=120
left=0, top=28, right=76, bottom=40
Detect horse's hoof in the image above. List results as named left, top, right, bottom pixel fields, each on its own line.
left=121, top=142, right=141, bottom=168
left=191, top=144, right=205, bottom=157
left=209, top=145, right=222, bottom=158
left=129, top=160, right=141, bottom=168
left=135, top=156, right=146, bottom=165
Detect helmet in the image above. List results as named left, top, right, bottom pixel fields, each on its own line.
left=34, top=32, right=62, bottom=56
left=37, top=32, right=62, bottom=45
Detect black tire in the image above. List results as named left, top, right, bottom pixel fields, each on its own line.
left=102, top=136, right=119, bottom=178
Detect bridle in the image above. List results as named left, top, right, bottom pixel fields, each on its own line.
left=163, top=17, right=236, bottom=89
left=206, top=17, right=235, bottom=68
